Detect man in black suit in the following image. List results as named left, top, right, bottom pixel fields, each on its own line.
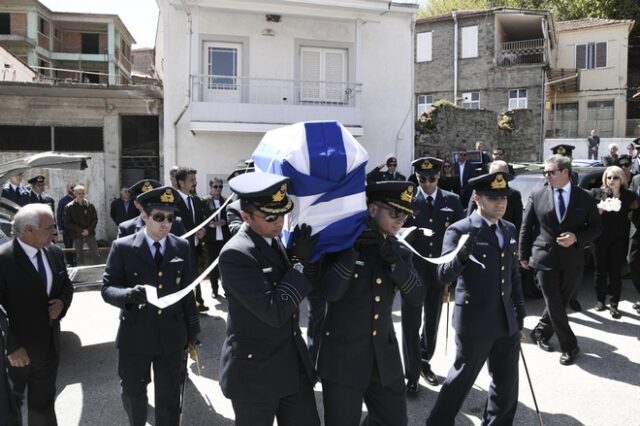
left=110, top=187, right=138, bottom=226
left=202, top=178, right=230, bottom=298
left=427, top=172, right=526, bottom=426
left=0, top=305, right=20, bottom=426
left=218, top=172, right=320, bottom=426
left=1, top=173, right=30, bottom=207
left=402, top=158, right=464, bottom=395
left=317, top=181, right=423, bottom=425
left=0, top=203, right=74, bottom=425
left=27, top=176, right=55, bottom=212
left=173, top=167, right=208, bottom=312
left=520, top=155, right=602, bottom=365
left=453, top=150, right=476, bottom=206
left=102, top=186, right=200, bottom=426
left=117, top=180, right=185, bottom=239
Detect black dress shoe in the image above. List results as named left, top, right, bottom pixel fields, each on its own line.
left=569, top=298, right=582, bottom=312
left=197, top=304, right=210, bottom=312
left=406, top=379, right=419, bottom=396
left=594, top=301, right=606, bottom=311
left=632, top=301, right=640, bottom=314
left=610, top=305, right=621, bottom=319
left=420, top=365, right=439, bottom=386
left=529, top=330, right=554, bottom=352
left=560, top=347, right=580, bottom=366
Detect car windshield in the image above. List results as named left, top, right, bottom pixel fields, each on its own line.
left=510, top=174, right=546, bottom=203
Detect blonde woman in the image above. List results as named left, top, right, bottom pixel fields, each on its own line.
left=590, top=166, right=638, bottom=318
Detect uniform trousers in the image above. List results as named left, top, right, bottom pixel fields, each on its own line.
left=592, top=238, right=628, bottom=306
left=118, top=350, right=183, bottom=426
left=231, top=371, right=320, bottom=426
left=8, top=348, right=58, bottom=426
left=205, top=240, right=225, bottom=296
left=306, top=288, right=326, bottom=364
left=534, top=268, right=578, bottom=353
left=322, top=363, right=407, bottom=426
left=427, top=332, right=520, bottom=426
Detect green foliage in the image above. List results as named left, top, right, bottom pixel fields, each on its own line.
left=434, top=98, right=456, bottom=108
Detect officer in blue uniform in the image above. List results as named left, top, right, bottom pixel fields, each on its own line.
left=366, top=154, right=407, bottom=184
left=401, top=158, right=464, bottom=394
left=117, top=179, right=185, bottom=239
left=27, top=176, right=55, bottom=212
left=218, top=172, right=321, bottom=426
left=427, top=172, right=526, bottom=426
left=317, top=181, right=423, bottom=426
left=1, top=173, right=30, bottom=207
left=102, top=186, right=200, bottom=426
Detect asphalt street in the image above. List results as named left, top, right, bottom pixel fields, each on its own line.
left=50, top=272, right=640, bottom=426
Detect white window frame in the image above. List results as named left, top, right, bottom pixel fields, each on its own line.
left=576, top=42, right=607, bottom=69
left=508, top=88, right=527, bottom=110
left=461, top=92, right=480, bottom=109
left=416, top=31, right=432, bottom=63
left=300, top=46, right=348, bottom=104
left=417, top=95, right=434, bottom=116
left=461, top=25, right=478, bottom=58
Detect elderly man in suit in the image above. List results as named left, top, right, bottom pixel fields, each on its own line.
left=218, top=172, right=320, bottom=426
left=402, top=158, right=464, bottom=395
left=102, top=186, right=200, bottom=426
left=520, top=155, right=602, bottom=365
left=110, top=187, right=138, bottom=226
left=427, top=172, right=526, bottom=426
left=0, top=203, right=74, bottom=425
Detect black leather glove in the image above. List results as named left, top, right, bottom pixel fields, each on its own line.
left=456, top=229, right=479, bottom=264
left=379, top=239, right=401, bottom=265
left=127, top=285, right=147, bottom=304
left=290, top=224, right=319, bottom=264
left=354, top=227, right=384, bottom=252
left=402, top=227, right=421, bottom=245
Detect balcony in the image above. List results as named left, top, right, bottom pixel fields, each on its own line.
left=544, top=119, right=640, bottom=139
left=496, top=38, right=546, bottom=67
left=0, top=34, right=36, bottom=49
left=189, top=75, right=363, bottom=135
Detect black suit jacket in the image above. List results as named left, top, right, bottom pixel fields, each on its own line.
left=0, top=306, right=20, bottom=425
left=202, top=196, right=231, bottom=244
left=520, top=185, right=602, bottom=271
left=110, top=198, right=138, bottom=226
left=117, top=216, right=186, bottom=239
left=0, top=240, right=73, bottom=362
left=453, top=162, right=476, bottom=205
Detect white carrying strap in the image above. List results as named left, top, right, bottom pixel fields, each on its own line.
left=396, top=227, right=485, bottom=269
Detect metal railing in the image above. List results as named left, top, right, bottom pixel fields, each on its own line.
left=191, top=74, right=362, bottom=107
left=544, top=119, right=640, bottom=138
left=496, top=38, right=546, bottom=67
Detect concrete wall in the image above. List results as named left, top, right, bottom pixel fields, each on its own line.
left=9, top=12, right=28, bottom=36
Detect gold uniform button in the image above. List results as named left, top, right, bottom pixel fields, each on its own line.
left=429, top=219, right=433, bottom=223
left=247, top=353, right=253, bottom=359
left=293, top=313, right=296, bottom=319
left=157, top=310, right=162, bottom=315
left=133, top=272, right=138, bottom=276
left=293, top=331, right=297, bottom=336
left=501, top=253, right=505, bottom=258
left=375, top=278, right=382, bottom=284
left=325, top=331, right=331, bottom=336
left=501, top=266, right=505, bottom=271
left=354, top=273, right=359, bottom=279
left=372, top=330, right=377, bottom=336
left=375, top=296, right=381, bottom=302
left=501, top=292, right=505, bottom=296
left=158, top=284, right=164, bottom=289
left=158, top=272, right=163, bottom=277
left=121, top=316, right=125, bottom=321
left=464, top=300, right=469, bottom=304
left=374, top=314, right=379, bottom=320
left=429, top=242, right=433, bottom=247
left=501, top=279, right=505, bottom=284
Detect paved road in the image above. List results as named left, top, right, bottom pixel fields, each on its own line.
left=51, top=273, right=640, bottom=425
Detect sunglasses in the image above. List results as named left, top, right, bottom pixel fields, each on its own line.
left=387, top=163, right=397, bottom=167
left=418, top=176, right=438, bottom=183
left=493, top=152, right=503, bottom=156
left=542, top=169, right=560, bottom=177
left=211, top=185, right=224, bottom=189
left=152, top=212, right=175, bottom=223
left=606, top=175, right=621, bottom=180
left=443, top=164, right=452, bottom=168
left=254, top=211, right=284, bottom=223
left=619, top=163, right=630, bottom=168
left=376, top=203, right=409, bottom=223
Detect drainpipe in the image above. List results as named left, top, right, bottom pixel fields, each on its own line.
left=171, top=0, right=193, bottom=166
left=452, top=11, right=458, bottom=106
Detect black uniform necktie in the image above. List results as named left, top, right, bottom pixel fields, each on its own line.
left=153, top=242, right=163, bottom=269
left=557, top=188, right=566, bottom=220
left=426, top=195, right=433, bottom=211
left=36, top=250, right=47, bottom=289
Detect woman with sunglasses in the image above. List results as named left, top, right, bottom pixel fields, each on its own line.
left=590, top=166, right=638, bottom=318
left=438, top=159, right=461, bottom=195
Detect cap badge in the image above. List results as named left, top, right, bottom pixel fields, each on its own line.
left=160, top=188, right=175, bottom=203
left=490, top=174, right=507, bottom=190
left=400, top=185, right=414, bottom=202
left=272, top=183, right=287, bottom=203
left=420, top=161, right=433, bottom=170
left=141, top=181, right=153, bottom=193
left=557, top=146, right=566, bottom=155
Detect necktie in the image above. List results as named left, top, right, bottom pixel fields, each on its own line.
left=153, top=242, right=163, bottom=269
left=490, top=224, right=502, bottom=248
left=187, top=196, right=195, bottom=223
left=557, top=188, right=566, bottom=220
left=426, top=195, right=434, bottom=214
left=39, top=195, right=43, bottom=202
left=36, top=250, right=47, bottom=290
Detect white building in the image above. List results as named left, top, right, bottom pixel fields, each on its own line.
left=155, top=0, right=418, bottom=188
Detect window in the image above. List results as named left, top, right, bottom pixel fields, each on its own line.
left=417, top=95, right=434, bottom=116
left=120, top=115, right=160, bottom=183
left=38, top=17, right=49, bottom=35
left=300, top=47, right=348, bottom=103
left=81, top=33, right=99, bottom=54
left=207, top=44, right=240, bottom=89
left=0, top=13, right=10, bottom=35
left=416, top=32, right=432, bottom=62
left=461, top=92, right=480, bottom=109
left=461, top=26, right=478, bottom=58
left=508, top=89, right=527, bottom=110
left=587, top=100, right=614, bottom=137
left=81, top=72, right=100, bottom=84
left=576, top=42, right=607, bottom=69
left=54, top=127, right=103, bottom=151
left=0, top=125, right=51, bottom=150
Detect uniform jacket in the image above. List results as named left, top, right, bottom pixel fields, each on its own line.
left=109, top=198, right=138, bottom=226
left=202, top=196, right=231, bottom=244
left=0, top=240, right=73, bottom=361
left=117, top=216, right=186, bottom=239
left=1, top=184, right=29, bottom=207
left=28, top=191, right=55, bottom=212
left=520, top=184, right=602, bottom=271
left=437, top=213, right=525, bottom=338
left=102, top=232, right=200, bottom=355
left=317, top=231, right=423, bottom=388
left=63, top=199, right=98, bottom=238
left=365, top=167, right=406, bottom=184
left=218, top=226, right=315, bottom=400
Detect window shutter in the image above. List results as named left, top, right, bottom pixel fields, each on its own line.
left=416, top=32, right=432, bottom=62
left=595, top=42, right=607, bottom=68
left=461, top=26, right=478, bottom=58
left=301, top=47, right=321, bottom=101
left=324, top=50, right=346, bottom=102
left=576, top=44, right=586, bottom=69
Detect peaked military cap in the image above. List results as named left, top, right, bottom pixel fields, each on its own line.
left=227, top=166, right=255, bottom=182
left=469, top=171, right=513, bottom=197
left=229, top=172, right=294, bottom=215
left=366, top=181, right=415, bottom=215
left=28, top=175, right=46, bottom=185
left=551, top=144, right=575, bottom=157
left=412, top=157, right=443, bottom=176
left=137, top=186, right=179, bottom=211
left=129, top=179, right=161, bottom=197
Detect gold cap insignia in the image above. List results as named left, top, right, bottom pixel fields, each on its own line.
left=141, top=181, right=153, bottom=193
left=36, top=176, right=45, bottom=183
left=160, top=188, right=175, bottom=203
left=490, top=174, right=507, bottom=190
left=272, top=183, right=287, bottom=203
left=557, top=146, right=566, bottom=155
left=420, top=161, right=433, bottom=170
left=400, top=185, right=414, bottom=202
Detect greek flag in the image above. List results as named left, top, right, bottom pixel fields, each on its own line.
left=252, top=121, right=369, bottom=261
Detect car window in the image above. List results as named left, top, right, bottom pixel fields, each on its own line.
left=579, top=172, right=603, bottom=190
left=510, top=174, right=546, bottom=205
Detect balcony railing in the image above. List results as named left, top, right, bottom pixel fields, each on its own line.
left=191, top=75, right=362, bottom=107
left=496, top=38, right=546, bottom=67
left=544, top=119, right=640, bottom=138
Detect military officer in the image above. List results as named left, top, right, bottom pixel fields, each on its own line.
left=427, top=172, right=526, bottom=426
left=117, top=179, right=185, bottom=239
left=317, top=181, right=423, bottom=425
left=218, top=172, right=320, bottom=426
left=401, top=158, right=464, bottom=395
left=1, top=173, right=30, bottom=206
left=102, top=186, right=200, bottom=426
left=27, top=175, right=55, bottom=212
